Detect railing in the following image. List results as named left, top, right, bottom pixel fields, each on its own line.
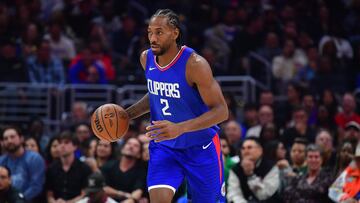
left=0, top=76, right=264, bottom=133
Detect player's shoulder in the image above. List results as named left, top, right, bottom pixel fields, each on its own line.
left=186, top=52, right=210, bottom=69
left=140, top=49, right=149, bottom=69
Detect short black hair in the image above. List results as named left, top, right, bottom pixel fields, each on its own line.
left=151, top=9, right=183, bottom=45
left=1, top=125, right=23, bottom=139
left=59, top=130, right=79, bottom=146
left=241, top=137, right=263, bottom=149
left=0, top=165, right=11, bottom=177
left=293, top=137, right=308, bottom=146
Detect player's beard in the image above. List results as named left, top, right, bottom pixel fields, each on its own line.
left=151, top=42, right=171, bottom=56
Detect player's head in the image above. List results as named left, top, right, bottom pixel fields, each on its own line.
left=148, top=9, right=182, bottom=56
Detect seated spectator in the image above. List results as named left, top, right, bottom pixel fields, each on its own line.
left=315, top=129, right=336, bottom=169
left=69, top=47, right=108, bottom=84
left=70, top=38, right=115, bottom=82
left=0, top=126, right=45, bottom=202
left=224, top=120, right=242, bottom=155
left=20, top=23, right=41, bottom=57
left=302, top=93, right=318, bottom=127
left=28, top=117, right=50, bottom=153
left=101, top=137, right=146, bottom=202
left=44, top=21, right=76, bottom=61
left=227, top=137, right=280, bottom=203
left=220, top=135, right=237, bottom=185
left=241, top=103, right=258, bottom=136
left=246, top=105, right=274, bottom=138
left=272, top=39, right=307, bottom=91
left=77, top=172, right=117, bottom=203
left=289, top=138, right=308, bottom=175
left=283, top=144, right=333, bottom=203
left=335, top=93, right=360, bottom=139
left=61, top=101, right=91, bottom=131
left=87, top=140, right=117, bottom=171
left=329, top=143, right=360, bottom=202
left=0, top=166, right=25, bottom=203
left=46, top=131, right=92, bottom=203
left=281, top=106, right=317, bottom=149
left=24, top=136, right=41, bottom=153
left=258, top=122, right=279, bottom=145
left=0, top=38, right=28, bottom=82
left=27, top=39, right=65, bottom=84
left=343, top=121, right=360, bottom=147
left=44, top=135, right=61, bottom=166
left=333, top=141, right=356, bottom=177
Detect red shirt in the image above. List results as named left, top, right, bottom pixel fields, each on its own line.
left=335, top=112, right=360, bottom=128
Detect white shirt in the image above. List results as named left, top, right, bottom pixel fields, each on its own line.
left=44, top=34, right=76, bottom=60
left=76, top=196, right=118, bottom=203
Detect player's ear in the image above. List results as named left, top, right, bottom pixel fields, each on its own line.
left=173, top=27, right=179, bottom=41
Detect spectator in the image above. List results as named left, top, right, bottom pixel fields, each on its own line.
left=335, top=93, right=360, bottom=139
left=283, top=144, right=334, bottom=203
left=277, top=83, right=303, bottom=126
left=241, top=103, right=258, bottom=135
left=24, top=136, right=41, bottom=153
left=329, top=143, right=360, bottom=202
left=258, top=122, right=279, bottom=145
left=315, top=129, right=337, bottom=169
left=272, top=39, right=307, bottom=88
left=46, top=131, right=92, bottom=203
left=246, top=105, right=274, bottom=138
left=224, top=120, right=243, bottom=154
left=85, top=139, right=118, bottom=172
left=61, top=101, right=90, bottom=131
left=44, top=21, right=76, bottom=61
left=69, top=47, right=108, bottom=84
left=220, top=135, right=237, bottom=185
left=302, top=93, right=318, bottom=127
left=27, top=39, right=65, bottom=85
left=44, top=135, right=60, bottom=166
left=0, top=126, right=45, bottom=202
left=0, top=166, right=25, bottom=203
left=20, top=23, right=41, bottom=57
left=333, top=141, right=356, bottom=178
left=0, top=38, right=28, bottom=82
left=256, top=32, right=282, bottom=62
left=320, top=89, right=339, bottom=120
left=289, top=138, right=308, bottom=175
left=28, top=117, right=50, bottom=152
left=281, top=106, right=317, bottom=149
left=101, top=137, right=146, bottom=202
left=77, top=172, right=117, bottom=203
left=69, top=38, right=116, bottom=82
left=259, top=90, right=274, bottom=107
left=227, top=137, right=280, bottom=203
left=344, top=121, right=360, bottom=147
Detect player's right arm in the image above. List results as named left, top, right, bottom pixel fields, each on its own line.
left=125, top=50, right=150, bottom=120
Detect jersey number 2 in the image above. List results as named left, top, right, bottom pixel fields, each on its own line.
left=160, top=99, right=171, bottom=116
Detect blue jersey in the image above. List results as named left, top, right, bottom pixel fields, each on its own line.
left=145, top=46, right=219, bottom=148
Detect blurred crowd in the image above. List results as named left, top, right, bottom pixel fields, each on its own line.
left=1, top=0, right=360, bottom=203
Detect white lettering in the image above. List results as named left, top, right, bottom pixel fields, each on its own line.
left=147, top=79, right=181, bottom=99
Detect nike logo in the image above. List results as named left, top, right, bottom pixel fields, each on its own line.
left=202, top=142, right=212, bottom=149
left=149, top=67, right=157, bottom=71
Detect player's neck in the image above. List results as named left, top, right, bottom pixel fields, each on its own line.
left=156, top=43, right=181, bottom=67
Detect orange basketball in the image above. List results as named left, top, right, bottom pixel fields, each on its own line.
left=91, top=103, right=129, bottom=142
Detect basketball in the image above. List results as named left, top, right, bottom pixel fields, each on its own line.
left=91, top=103, right=129, bottom=142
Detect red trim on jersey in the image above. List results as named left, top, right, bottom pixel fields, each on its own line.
left=213, top=134, right=223, bottom=183
left=154, top=46, right=186, bottom=71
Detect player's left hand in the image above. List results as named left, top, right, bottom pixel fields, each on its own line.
left=145, top=120, right=183, bottom=142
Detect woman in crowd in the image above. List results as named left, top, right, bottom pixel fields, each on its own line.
left=283, top=144, right=334, bottom=203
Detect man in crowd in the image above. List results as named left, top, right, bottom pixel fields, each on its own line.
left=0, top=166, right=25, bottom=203
left=0, top=126, right=45, bottom=202
left=46, top=131, right=92, bottom=203
left=77, top=172, right=117, bottom=203
left=227, top=137, right=280, bottom=202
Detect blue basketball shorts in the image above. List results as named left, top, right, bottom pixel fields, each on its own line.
left=147, top=134, right=226, bottom=203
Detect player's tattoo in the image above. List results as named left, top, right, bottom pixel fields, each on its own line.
left=125, top=93, right=150, bottom=120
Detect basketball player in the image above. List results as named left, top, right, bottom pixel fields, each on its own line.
left=125, top=9, right=228, bottom=202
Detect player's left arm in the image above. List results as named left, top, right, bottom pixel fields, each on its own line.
left=147, top=53, right=228, bottom=141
